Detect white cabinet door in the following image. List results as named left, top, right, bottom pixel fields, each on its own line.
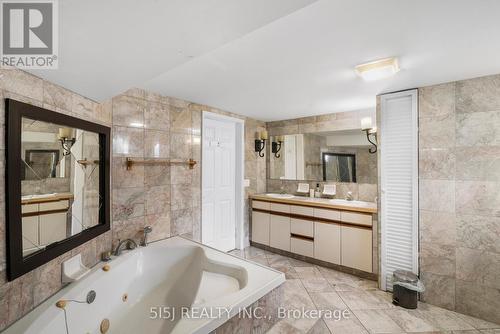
left=270, top=214, right=290, bottom=251
left=380, top=89, right=419, bottom=290
left=251, top=211, right=270, bottom=245
left=314, top=222, right=340, bottom=264
left=39, top=212, right=67, bottom=245
left=341, top=226, right=372, bottom=273
left=202, top=117, right=236, bottom=251
left=22, top=216, right=39, bottom=251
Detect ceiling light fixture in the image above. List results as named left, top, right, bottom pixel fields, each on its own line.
left=355, top=57, right=399, bottom=81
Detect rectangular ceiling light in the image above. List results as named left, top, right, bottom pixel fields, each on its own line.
left=355, top=57, right=399, bottom=81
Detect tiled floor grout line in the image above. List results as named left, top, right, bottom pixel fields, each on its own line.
left=314, top=264, right=374, bottom=334
left=296, top=269, right=333, bottom=334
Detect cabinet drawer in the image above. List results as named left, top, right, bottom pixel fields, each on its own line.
left=290, top=205, right=314, bottom=216
left=251, top=211, right=270, bottom=245
left=22, top=204, right=39, bottom=214
left=270, top=203, right=290, bottom=214
left=39, top=200, right=69, bottom=212
left=341, top=226, right=373, bottom=272
left=291, top=237, right=314, bottom=258
left=252, top=200, right=270, bottom=210
left=314, top=222, right=341, bottom=264
left=313, top=208, right=340, bottom=221
left=341, top=212, right=372, bottom=226
left=290, top=218, right=314, bottom=238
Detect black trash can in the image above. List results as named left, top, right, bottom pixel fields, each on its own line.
left=392, top=270, right=419, bottom=309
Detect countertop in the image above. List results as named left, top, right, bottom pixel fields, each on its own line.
left=21, top=192, right=74, bottom=204
left=251, top=193, right=377, bottom=214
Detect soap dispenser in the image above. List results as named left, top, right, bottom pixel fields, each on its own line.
left=314, top=183, right=321, bottom=198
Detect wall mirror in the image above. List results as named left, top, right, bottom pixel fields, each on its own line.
left=6, top=99, right=110, bottom=280
left=268, top=130, right=377, bottom=183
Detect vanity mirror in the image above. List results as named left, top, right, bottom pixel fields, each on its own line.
left=6, top=99, right=110, bottom=280
left=268, top=130, right=376, bottom=183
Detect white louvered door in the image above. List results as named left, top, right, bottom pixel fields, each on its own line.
left=380, top=89, right=419, bottom=291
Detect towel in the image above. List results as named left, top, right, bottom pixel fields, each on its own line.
left=323, top=184, right=336, bottom=196
left=297, top=183, right=310, bottom=194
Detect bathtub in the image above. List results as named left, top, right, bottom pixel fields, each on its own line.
left=4, top=236, right=285, bottom=334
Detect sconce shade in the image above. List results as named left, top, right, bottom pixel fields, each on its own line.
left=361, top=117, right=373, bottom=130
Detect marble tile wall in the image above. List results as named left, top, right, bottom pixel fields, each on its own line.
left=0, top=70, right=267, bottom=330
left=0, top=68, right=112, bottom=330
left=418, top=74, right=500, bottom=324
left=111, top=90, right=266, bottom=246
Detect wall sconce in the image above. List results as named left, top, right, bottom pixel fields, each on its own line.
left=361, top=117, right=378, bottom=154
left=58, top=127, right=76, bottom=156
left=272, top=136, right=283, bottom=158
left=254, top=130, right=268, bottom=157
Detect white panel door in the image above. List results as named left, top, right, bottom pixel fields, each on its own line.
left=202, top=118, right=236, bottom=251
left=380, top=89, right=419, bottom=291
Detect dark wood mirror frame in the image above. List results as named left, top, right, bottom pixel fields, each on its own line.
left=5, top=99, right=111, bottom=281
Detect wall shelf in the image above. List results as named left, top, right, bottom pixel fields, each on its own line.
left=125, top=157, right=197, bottom=170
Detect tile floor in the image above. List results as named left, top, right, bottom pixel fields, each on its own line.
left=228, top=246, right=500, bottom=334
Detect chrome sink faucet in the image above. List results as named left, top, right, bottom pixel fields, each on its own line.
left=113, top=239, right=138, bottom=256
left=346, top=191, right=354, bottom=201
left=141, top=226, right=153, bottom=246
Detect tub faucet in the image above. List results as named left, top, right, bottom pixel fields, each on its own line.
left=141, top=226, right=153, bottom=246
left=113, top=239, right=137, bottom=256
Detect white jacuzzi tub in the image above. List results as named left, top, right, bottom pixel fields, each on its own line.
left=4, top=236, right=285, bottom=334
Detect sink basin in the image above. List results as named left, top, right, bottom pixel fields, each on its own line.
left=266, top=193, right=294, bottom=199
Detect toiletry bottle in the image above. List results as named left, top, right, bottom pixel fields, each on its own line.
left=309, top=189, right=315, bottom=198
left=315, top=183, right=321, bottom=198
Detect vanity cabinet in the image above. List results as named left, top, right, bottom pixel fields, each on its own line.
left=314, top=222, right=341, bottom=264
left=21, top=198, right=70, bottom=254
left=269, top=214, right=290, bottom=251
left=341, top=225, right=372, bottom=272
left=251, top=196, right=376, bottom=275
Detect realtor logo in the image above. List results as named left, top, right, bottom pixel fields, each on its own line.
left=1, top=0, right=58, bottom=69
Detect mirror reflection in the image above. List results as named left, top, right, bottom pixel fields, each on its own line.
left=322, top=153, right=356, bottom=182
left=269, top=130, right=377, bottom=183
left=21, top=117, right=101, bottom=257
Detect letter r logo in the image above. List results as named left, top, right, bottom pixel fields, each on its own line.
left=1, top=1, right=53, bottom=54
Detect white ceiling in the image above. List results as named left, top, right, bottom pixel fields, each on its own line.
left=31, top=0, right=500, bottom=121
left=30, top=0, right=317, bottom=101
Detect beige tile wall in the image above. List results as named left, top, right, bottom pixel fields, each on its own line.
left=418, top=74, right=500, bottom=324
left=110, top=89, right=267, bottom=246
left=0, top=70, right=266, bottom=330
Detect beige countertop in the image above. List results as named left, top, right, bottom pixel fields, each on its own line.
left=251, top=193, right=377, bottom=214
left=21, top=192, right=74, bottom=205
